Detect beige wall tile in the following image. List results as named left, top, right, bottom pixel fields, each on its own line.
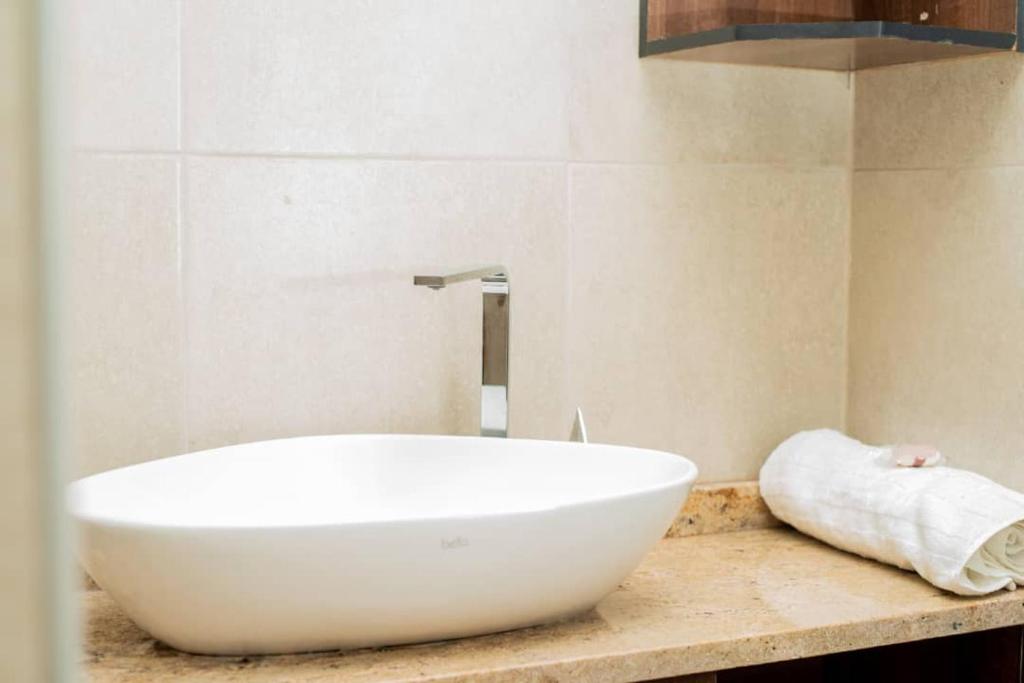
left=182, top=0, right=567, bottom=157
left=855, top=54, right=1024, bottom=170
left=569, top=164, right=849, bottom=482
left=568, top=0, right=852, bottom=165
left=71, top=0, right=862, bottom=487
left=849, top=169, right=1024, bottom=492
left=184, top=158, right=569, bottom=450
left=71, top=155, right=185, bottom=476
left=70, top=0, right=180, bottom=150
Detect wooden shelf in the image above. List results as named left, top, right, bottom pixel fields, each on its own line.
left=641, top=1, right=1023, bottom=70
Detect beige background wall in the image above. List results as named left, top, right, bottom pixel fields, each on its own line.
left=69, top=0, right=852, bottom=482
left=1, top=0, right=45, bottom=680
left=849, top=54, right=1024, bottom=492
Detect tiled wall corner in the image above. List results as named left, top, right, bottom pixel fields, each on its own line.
left=849, top=168, right=1024, bottom=491
left=850, top=55, right=1024, bottom=492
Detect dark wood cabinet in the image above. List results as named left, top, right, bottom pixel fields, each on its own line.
left=641, top=0, right=1024, bottom=69
left=644, top=625, right=1024, bottom=683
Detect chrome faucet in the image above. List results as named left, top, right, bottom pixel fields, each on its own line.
left=413, top=265, right=509, bottom=438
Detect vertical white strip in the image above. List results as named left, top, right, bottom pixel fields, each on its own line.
left=37, top=0, right=77, bottom=679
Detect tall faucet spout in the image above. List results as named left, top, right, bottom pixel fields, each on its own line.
left=413, top=265, right=509, bottom=438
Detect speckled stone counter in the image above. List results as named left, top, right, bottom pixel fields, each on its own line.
left=669, top=480, right=780, bottom=537
left=81, top=527, right=1024, bottom=683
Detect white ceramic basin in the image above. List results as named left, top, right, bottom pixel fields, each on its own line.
left=69, top=435, right=697, bottom=655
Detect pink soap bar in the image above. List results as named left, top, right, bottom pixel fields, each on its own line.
left=890, top=444, right=943, bottom=468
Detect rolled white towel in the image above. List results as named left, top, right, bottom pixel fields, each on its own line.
left=760, top=429, right=1024, bottom=596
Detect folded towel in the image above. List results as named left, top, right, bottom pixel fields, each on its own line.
left=760, top=429, right=1024, bottom=596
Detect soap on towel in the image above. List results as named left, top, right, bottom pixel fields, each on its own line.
left=760, top=429, right=1024, bottom=596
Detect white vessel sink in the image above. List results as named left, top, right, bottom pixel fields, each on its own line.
left=69, top=435, right=697, bottom=655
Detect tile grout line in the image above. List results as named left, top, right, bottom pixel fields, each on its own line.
left=72, top=148, right=1024, bottom=175
left=176, top=0, right=184, bottom=155
left=176, top=158, right=188, bottom=457
left=75, top=149, right=568, bottom=164
left=68, top=148, right=855, bottom=172
left=562, top=0, right=573, bottom=439
left=564, top=162, right=574, bottom=439
left=177, top=0, right=189, bottom=454
left=840, top=69, right=856, bottom=434
left=854, top=162, right=1024, bottom=173
left=76, top=145, right=1024, bottom=174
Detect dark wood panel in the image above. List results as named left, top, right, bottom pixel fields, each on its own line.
left=855, top=0, right=1017, bottom=32
left=824, top=625, right=1024, bottom=683
left=644, top=673, right=717, bottom=683
left=716, top=657, right=825, bottom=682
left=647, top=0, right=856, bottom=39
left=954, top=625, right=1023, bottom=683
left=706, top=626, right=1024, bottom=683
left=646, top=0, right=1018, bottom=41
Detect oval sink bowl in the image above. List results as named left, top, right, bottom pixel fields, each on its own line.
left=69, top=435, right=697, bottom=655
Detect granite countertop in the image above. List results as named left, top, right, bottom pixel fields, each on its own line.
left=81, top=525, right=1024, bottom=683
